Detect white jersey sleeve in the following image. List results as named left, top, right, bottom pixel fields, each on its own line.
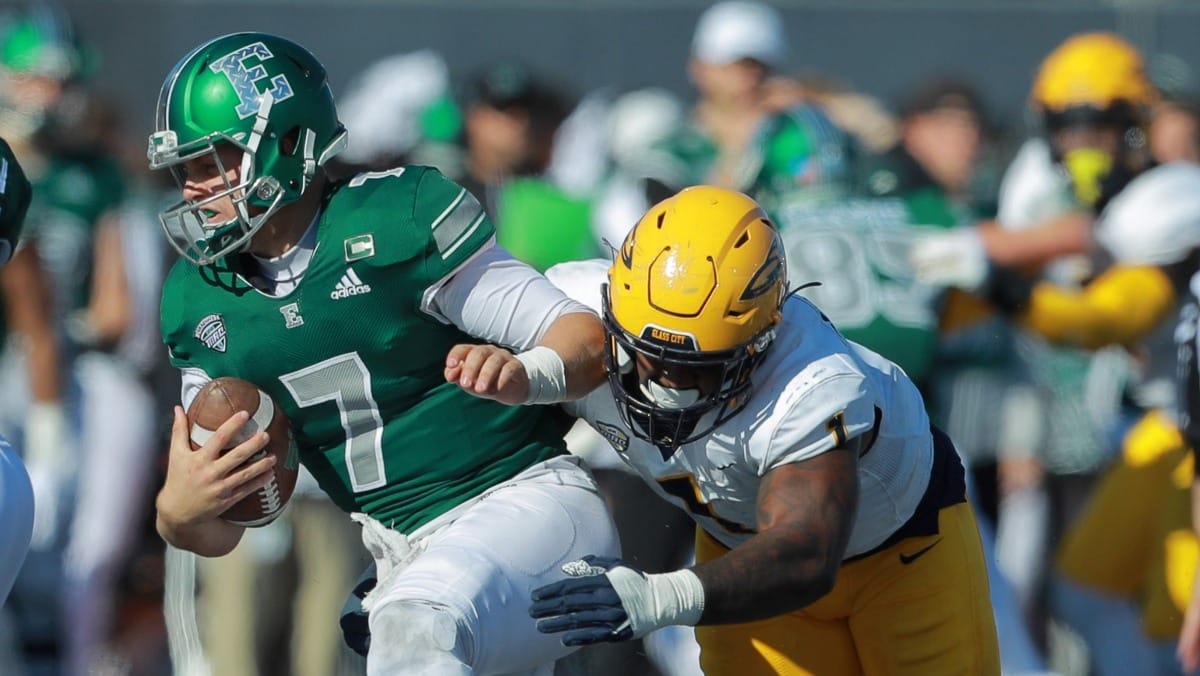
left=753, top=368, right=878, bottom=475
left=997, top=138, right=1076, bottom=229
left=422, top=242, right=596, bottom=352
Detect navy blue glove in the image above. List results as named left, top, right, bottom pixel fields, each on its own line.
left=529, top=555, right=636, bottom=646
left=339, top=563, right=377, bottom=657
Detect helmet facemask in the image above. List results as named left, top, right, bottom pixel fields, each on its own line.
left=150, top=93, right=297, bottom=266
left=601, top=286, right=776, bottom=451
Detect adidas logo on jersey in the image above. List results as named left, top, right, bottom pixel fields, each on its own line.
left=331, top=268, right=371, bottom=300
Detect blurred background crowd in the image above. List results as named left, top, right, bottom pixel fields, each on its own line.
left=3, top=0, right=1200, bottom=674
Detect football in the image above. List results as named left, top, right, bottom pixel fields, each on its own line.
left=186, top=377, right=299, bottom=527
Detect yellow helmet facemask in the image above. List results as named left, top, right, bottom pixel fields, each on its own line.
left=604, top=186, right=787, bottom=451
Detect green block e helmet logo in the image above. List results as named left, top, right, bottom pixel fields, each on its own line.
left=147, top=32, right=348, bottom=266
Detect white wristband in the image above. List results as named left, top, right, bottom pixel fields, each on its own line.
left=515, top=345, right=568, bottom=405
left=607, top=567, right=706, bottom=638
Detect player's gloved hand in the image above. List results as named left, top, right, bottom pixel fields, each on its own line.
left=909, top=227, right=989, bottom=291
left=340, top=563, right=377, bottom=657
left=530, top=555, right=705, bottom=646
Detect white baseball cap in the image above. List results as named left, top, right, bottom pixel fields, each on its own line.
left=691, top=1, right=787, bottom=68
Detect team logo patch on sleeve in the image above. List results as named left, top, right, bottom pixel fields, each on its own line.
left=194, top=314, right=227, bottom=352
left=595, top=421, right=630, bottom=454
left=344, top=234, right=375, bottom=262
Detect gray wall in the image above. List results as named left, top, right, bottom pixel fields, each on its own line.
left=46, top=1, right=1200, bottom=141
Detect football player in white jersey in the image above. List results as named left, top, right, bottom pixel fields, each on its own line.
left=0, top=137, right=35, bottom=602
left=530, top=186, right=999, bottom=675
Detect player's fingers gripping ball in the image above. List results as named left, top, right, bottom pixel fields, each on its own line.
left=186, top=377, right=299, bottom=526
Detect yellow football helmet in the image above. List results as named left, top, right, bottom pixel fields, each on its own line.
left=1031, top=33, right=1155, bottom=209
left=1031, top=32, right=1154, bottom=114
left=604, top=185, right=787, bottom=449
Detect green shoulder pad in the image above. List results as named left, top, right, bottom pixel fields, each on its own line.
left=326, top=165, right=495, bottom=289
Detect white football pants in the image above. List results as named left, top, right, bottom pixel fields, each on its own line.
left=360, top=455, right=620, bottom=676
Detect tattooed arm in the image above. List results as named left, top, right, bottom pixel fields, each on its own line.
left=693, top=441, right=861, bottom=625
left=529, top=429, right=866, bottom=643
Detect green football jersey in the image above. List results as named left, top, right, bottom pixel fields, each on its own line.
left=161, top=166, right=567, bottom=533
left=775, top=186, right=967, bottom=386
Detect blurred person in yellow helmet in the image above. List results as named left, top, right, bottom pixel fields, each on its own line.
left=912, top=31, right=1156, bottom=279
left=905, top=32, right=1200, bottom=675
left=1029, top=32, right=1155, bottom=211
left=917, top=32, right=1200, bottom=676
left=530, top=186, right=999, bottom=675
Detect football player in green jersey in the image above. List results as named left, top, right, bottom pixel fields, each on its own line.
left=0, top=136, right=35, bottom=603
left=148, top=32, right=618, bottom=675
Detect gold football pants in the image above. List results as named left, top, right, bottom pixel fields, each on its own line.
left=694, top=502, right=999, bottom=675
left=1056, top=410, right=1196, bottom=639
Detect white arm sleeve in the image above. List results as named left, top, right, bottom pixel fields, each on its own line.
left=179, top=367, right=212, bottom=410
left=423, top=244, right=596, bottom=352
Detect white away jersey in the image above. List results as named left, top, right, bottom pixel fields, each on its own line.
left=558, top=262, right=933, bottom=556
